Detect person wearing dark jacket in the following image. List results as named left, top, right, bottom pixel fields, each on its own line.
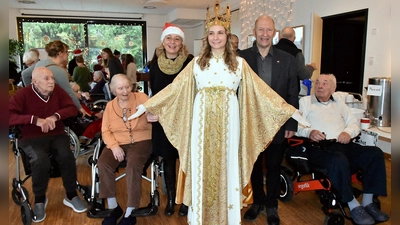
left=102, top=48, right=124, bottom=81
left=148, top=22, right=193, bottom=217
left=239, top=16, right=298, bottom=225
left=275, top=27, right=316, bottom=81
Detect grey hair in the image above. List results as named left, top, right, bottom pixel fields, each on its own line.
left=109, top=74, right=132, bottom=95
left=23, top=51, right=39, bottom=64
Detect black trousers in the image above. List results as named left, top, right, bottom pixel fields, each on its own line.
left=19, top=134, right=77, bottom=197
left=306, top=142, right=387, bottom=202
left=250, top=143, right=286, bottom=208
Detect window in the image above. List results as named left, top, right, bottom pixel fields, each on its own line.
left=17, top=17, right=147, bottom=71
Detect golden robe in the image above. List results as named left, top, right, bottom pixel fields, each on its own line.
left=143, top=56, right=295, bottom=225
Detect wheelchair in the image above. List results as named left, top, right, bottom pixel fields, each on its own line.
left=279, top=137, right=381, bottom=225
left=85, top=136, right=166, bottom=218
left=9, top=126, right=91, bottom=225
left=64, top=99, right=109, bottom=160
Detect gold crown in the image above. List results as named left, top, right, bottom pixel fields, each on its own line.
left=205, top=0, right=231, bottom=31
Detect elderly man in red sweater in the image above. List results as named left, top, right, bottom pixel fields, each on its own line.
left=9, top=66, right=87, bottom=222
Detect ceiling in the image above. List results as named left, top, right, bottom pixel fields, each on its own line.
left=10, top=0, right=240, bottom=26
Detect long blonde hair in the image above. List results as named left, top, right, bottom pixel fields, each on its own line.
left=196, top=26, right=238, bottom=72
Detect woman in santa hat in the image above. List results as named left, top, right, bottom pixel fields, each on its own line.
left=146, top=22, right=193, bottom=217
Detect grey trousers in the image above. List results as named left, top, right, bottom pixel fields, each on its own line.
left=98, top=140, right=152, bottom=207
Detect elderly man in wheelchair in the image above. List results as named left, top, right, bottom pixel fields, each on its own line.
left=294, top=73, right=389, bottom=225
left=9, top=67, right=87, bottom=223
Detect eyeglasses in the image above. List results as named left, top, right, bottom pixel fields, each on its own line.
left=122, top=108, right=128, bottom=123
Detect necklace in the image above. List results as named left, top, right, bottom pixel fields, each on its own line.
left=112, top=103, right=134, bottom=145
left=212, top=52, right=223, bottom=63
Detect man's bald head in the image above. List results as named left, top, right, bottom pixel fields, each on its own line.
left=280, top=27, right=296, bottom=42
left=32, top=66, right=55, bottom=96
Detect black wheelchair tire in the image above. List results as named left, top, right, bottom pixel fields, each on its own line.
left=279, top=170, right=294, bottom=202
left=153, top=189, right=160, bottom=206
left=87, top=155, right=94, bottom=167
left=20, top=201, right=32, bottom=225
left=65, top=128, right=80, bottom=159
left=12, top=186, right=29, bottom=206
left=324, top=212, right=345, bottom=225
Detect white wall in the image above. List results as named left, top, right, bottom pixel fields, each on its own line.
left=289, top=0, right=392, bottom=89
left=9, top=0, right=392, bottom=88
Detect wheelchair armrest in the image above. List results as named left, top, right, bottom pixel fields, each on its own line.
left=9, top=126, right=21, bottom=139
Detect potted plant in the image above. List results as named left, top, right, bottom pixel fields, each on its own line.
left=9, top=39, right=24, bottom=62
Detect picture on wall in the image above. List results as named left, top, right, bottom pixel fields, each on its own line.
left=293, top=25, right=304, bottom=52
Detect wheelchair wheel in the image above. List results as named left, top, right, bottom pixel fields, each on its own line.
left=65, top=128, right=80, bottom=159
left=87, top=154, right=94, bottom=166
left=20, top=201, right=32, bottom=225
left=279, top=170, right=294, bottom=202
left=324, top=212, right=345, bottom=225
left=12, top=186, right=29, bottom=206
left=92, top=99, right=109, bottom=111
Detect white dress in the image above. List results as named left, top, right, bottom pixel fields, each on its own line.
left=142, top=55, right=296, bottom=225
left=187, top=56, right=242, bottom=225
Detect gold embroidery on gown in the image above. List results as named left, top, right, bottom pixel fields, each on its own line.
left=143, top=57, right=295, bottom=224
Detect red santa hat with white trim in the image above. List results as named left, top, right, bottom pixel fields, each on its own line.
left=160, top=23, right=185, bottom=42
left=74, top=49, right=83, bottom=56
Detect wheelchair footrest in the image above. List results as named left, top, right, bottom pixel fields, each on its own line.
left=130, top=203, right=158, bottom=217
left=87, top=208, right=113, bottom=218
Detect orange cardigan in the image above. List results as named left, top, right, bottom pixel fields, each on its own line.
left=101, top=92, right=151, bottom=149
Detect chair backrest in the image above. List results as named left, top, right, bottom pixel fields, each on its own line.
left=103, top=82, right=111, bottom=101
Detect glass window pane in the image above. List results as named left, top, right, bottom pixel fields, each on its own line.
left=87, top=24, right=143, bottom=71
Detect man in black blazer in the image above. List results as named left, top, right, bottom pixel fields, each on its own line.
left=239, top=15, right=298, bottom=225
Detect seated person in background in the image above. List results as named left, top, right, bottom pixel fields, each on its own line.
left=9, top=67, right=87, bottom=222
left=296, top=74, right=390, bottom=225
left=23, top=49, right=40, bottom=69
left=70, top=82, right=103, bottom=143
left=89, top=70, right=107, bottom=100
left=98, top=74, right=152, bottom=225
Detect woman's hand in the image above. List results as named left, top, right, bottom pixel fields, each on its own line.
left=79, top=107, right=91, bottom=117
left=111, top=146, right=125, bottom=162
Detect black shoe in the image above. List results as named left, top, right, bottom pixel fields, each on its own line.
left=178, top=204, right=188, bottom=216
left=266, top=207, right=280, bottom=225
left=117, top=216, right=136, bottom=225
left=243, top=204, right=265, bottom=221
left=164, top=200, right=175, bottom=216
left=102, top=205, right=123, bottom=225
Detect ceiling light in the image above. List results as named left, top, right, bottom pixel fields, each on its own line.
left=143, top=6, right=156, bottom=9
left=18, top=0, right=36, bottom=4
left=145, top=0, right=167, bottom=5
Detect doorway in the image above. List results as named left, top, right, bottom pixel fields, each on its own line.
left=320, top=9, right=368, bottom=94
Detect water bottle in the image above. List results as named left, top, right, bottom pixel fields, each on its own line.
left=302, top=79, right=312, bottom=96
left=144, top=65, right=149, bottom=73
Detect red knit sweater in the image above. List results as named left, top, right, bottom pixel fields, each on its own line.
left=9, top=84, right=79, bottom=140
